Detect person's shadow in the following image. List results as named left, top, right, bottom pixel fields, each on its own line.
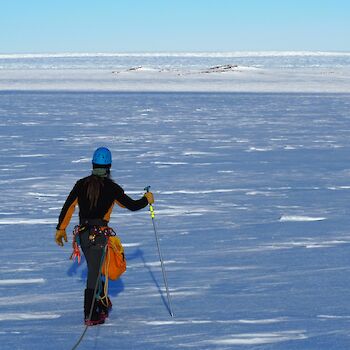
left=67, top=255, right=124, bottom=297
left=67, top=247, right=169, bottom=313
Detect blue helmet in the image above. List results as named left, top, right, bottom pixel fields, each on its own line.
left=92, top=147, right=112, bottom=166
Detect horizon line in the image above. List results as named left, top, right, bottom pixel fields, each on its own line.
left=1, top=50, right=350, bottom=58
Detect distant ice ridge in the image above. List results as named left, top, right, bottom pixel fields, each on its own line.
left=1, top=51, right=349, bottom=92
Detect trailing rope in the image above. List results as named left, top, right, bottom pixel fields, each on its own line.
left=99, top=245, right=110, bottom=308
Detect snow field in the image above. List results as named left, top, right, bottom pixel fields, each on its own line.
left=0, top=91, right=350, bottom=349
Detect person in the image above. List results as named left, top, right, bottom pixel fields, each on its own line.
left=55, top=147, right=154, bottom=326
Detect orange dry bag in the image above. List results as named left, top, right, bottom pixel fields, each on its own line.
left=102, top=235, right=126, bottom=280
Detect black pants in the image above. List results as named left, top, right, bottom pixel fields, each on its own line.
left=79, top=228, right=107, bottom=290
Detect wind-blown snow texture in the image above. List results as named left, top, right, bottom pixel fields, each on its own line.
left=1, top=55, right=350, bottom=349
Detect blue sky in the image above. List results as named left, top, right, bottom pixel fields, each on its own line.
left=0, top=0, right=349, bottom=53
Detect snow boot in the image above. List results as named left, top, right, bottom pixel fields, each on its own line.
left=84, top=289, right=105, bottom=326
left=97, top=296, right=112, bottom=320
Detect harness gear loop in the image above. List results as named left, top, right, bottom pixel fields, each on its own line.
left=70, top=225, right=116, bottom=263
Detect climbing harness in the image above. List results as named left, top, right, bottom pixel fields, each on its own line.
left=70, top=224, right=116, bottom=263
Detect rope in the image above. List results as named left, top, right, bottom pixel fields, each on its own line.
left=71, top=242, right=107, bottom=350
left=99, top=240, right=110, bottom=308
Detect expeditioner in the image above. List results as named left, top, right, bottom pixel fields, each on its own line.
left=55, top=147, right=154, bottom=325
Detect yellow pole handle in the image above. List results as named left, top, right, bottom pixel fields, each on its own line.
left=149, top=204, right=155, bottom=219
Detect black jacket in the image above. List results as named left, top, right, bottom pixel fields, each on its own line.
left=57, top=176, right=148, bottom=230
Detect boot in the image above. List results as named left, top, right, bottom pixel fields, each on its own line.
left=84, top=289, right=104, bottom=326
left=97, top=296, right=112, bottom=320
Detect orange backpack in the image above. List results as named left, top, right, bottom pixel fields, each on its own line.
left=102, top=235, right=126, bottom=280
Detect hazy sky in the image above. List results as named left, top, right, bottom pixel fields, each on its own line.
left=0, top=0, right=349, bottom=53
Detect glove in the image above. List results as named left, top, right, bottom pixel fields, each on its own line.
left=144, top=192, right=154, bottom=204
left=55, top=229, right=68, bottom=247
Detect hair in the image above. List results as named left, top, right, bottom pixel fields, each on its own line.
left=85, top=175, right=103, bottom=210
left=84, top=164, right=111, bottom=210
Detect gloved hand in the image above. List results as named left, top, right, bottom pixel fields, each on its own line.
left=144, top=191, right=154, bottom=204
left=55, top=229, right=68, bottom=246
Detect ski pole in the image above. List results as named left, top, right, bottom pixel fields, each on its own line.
left=144, top=186, right=174, bottom=317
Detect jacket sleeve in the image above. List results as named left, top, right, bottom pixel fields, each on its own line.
left=114, top=185, right=148, bottom=211
left=56, top=182, right=79, bottom=230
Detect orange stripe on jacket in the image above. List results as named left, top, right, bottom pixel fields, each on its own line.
left=103, top=202, right=115, bottom=222
left=59, top=198, right=78, bottom=230
left=103, top=200, right=127, bottom=222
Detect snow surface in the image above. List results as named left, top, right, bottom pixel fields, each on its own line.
left=1, top=54, right=350, bottom=349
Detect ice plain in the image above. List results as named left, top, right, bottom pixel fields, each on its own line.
left=1, top=53, right=350, bottom=349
